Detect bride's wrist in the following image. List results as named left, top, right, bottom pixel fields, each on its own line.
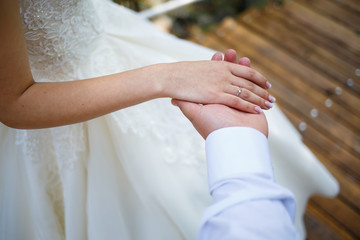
left=150, top=62, right=174, bottom=99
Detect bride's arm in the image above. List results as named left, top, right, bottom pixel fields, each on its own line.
left=0, top=0, right=271, bottom=129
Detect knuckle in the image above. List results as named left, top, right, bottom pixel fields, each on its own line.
left=218, top=61, right=229, bottom=69
left=245, top=81, right=253, bottom=90
left=241, top=89, right=251, bottom=99
left=229, top=97, right=240, bottom=107
left=216, top=69, right=230, bottom=82
left=231, top=97, right=255, bottom=113
left=247, top=83, right=255, bottom=92
left=224, top=74, right=232, bottom=83
left=261, top=74, right=268, bottom=83
left=247, top=68, right=256, bottom=78
left=259, top=99, right=266, bottom=108
left=264, top=91, right=270, bottom=101
left=261, top=75, right=267, bottom=84
left=210, top=91, right=221, bottom=101
left=258, top=88, right=269, bottom=99
left=243, top=102, right=255, bottom=113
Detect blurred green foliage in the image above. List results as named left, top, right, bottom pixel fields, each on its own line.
left=113, top=0, right=157, bottom=11
left=114, top=0, right=282, bottom=13
left=114, top=0, right=283, bottom=37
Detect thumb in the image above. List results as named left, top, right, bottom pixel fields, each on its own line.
left=171, top=99, right=202, bottom=121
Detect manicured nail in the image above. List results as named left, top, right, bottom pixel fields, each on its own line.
left=265, top=101, right=273, bottom=108
left=266, top=81, right=272, bottom=89
left=255, top=106, right=263, bottom=113
left=268, top=95, right=276, bottom=103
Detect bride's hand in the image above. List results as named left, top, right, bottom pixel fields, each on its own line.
left=212, top=49, right=276, bottom=110
left=161, top=59, right=272, bottom=114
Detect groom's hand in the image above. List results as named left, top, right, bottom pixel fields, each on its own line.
left=172, top=100, right=268, bottom=139
left=211, top=49, right=251, bottom=67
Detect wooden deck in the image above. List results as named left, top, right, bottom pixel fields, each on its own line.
left=189, top=0, right=360, bottom=239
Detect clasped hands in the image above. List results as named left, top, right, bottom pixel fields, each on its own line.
left=172, top=49, right=269, bottom=139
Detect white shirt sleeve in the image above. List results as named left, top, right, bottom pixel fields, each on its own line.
left=197, top=127, right=300, bottom=240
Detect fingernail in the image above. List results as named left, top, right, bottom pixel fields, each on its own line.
left=269, top=95, right=276, bottom=103
left=265, top=101, right=273, bottom=108
left=255, top=106, right=263, bottom=113
left=266, top=81, right=272, bottom=89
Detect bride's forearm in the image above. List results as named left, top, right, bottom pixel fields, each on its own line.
left=1, top=0, right=273, bottom=129
left=1, top=64, right=167, bottom=129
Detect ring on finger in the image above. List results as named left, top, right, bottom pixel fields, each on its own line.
left=236, top=88, right=242, bottom=97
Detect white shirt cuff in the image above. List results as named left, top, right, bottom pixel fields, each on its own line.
left=205, top=127, right=273, bottom=190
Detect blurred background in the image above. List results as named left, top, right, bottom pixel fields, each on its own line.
left=114, top=0, right=281, bottom=37
left=114, top=0, right=360, bottom=239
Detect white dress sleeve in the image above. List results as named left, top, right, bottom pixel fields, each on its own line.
left=197, top=127, right=300, bottom=240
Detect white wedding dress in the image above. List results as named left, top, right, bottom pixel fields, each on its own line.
left=0, top=0, right=339, bottom=239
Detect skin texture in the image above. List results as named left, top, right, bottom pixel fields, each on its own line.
left=0, top=0, right=271, bottom=129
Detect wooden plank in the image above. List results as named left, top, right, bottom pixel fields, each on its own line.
left=247, top=4, right=360, bottom=66
left=283, top=1, right=360, bottom=53
left=280, top=106, right=360, bottom=212
left=330, top=0, right=360, bottom=14
left=310, top=197, right=360, bottom=239
left=297, top=0, right=360, bottom=32
left=212, top=18, right=360, bottom=156
left=227, top=27, right=360, bottom=132
left=271, top=85, right=360, bottom=240
left=190, top=19, right=360, bottom=180
left=273, top=87, right=360, bottom=239
left=306, top=203, right=355, bottom=240
left=220, top=16, right=360, bottom=118
left=245, top=2, right=360, bottom=66
left=238, top=5, right=360, bottom=95
left=255, top=6, right=360, bottom=73
left=198, top=36, right=360, bottom=185
left=270, top=3, right=360, bottom=70
left=280, top=106, right=360, bottom=239
left=270, top=4, right=360, bottom=68
left=280, top=103, right=360, bottom=239
left=266, top=77, right=360, bottom=181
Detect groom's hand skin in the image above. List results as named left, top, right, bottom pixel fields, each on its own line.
left=212, top=49, right=251, bottom=67
left=172, top=100, right=268, bottom=139
left=173, top=49, right=268, bottom=139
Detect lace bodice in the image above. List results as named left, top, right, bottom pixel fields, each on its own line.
left=19, top=0, right=103, bottom=79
